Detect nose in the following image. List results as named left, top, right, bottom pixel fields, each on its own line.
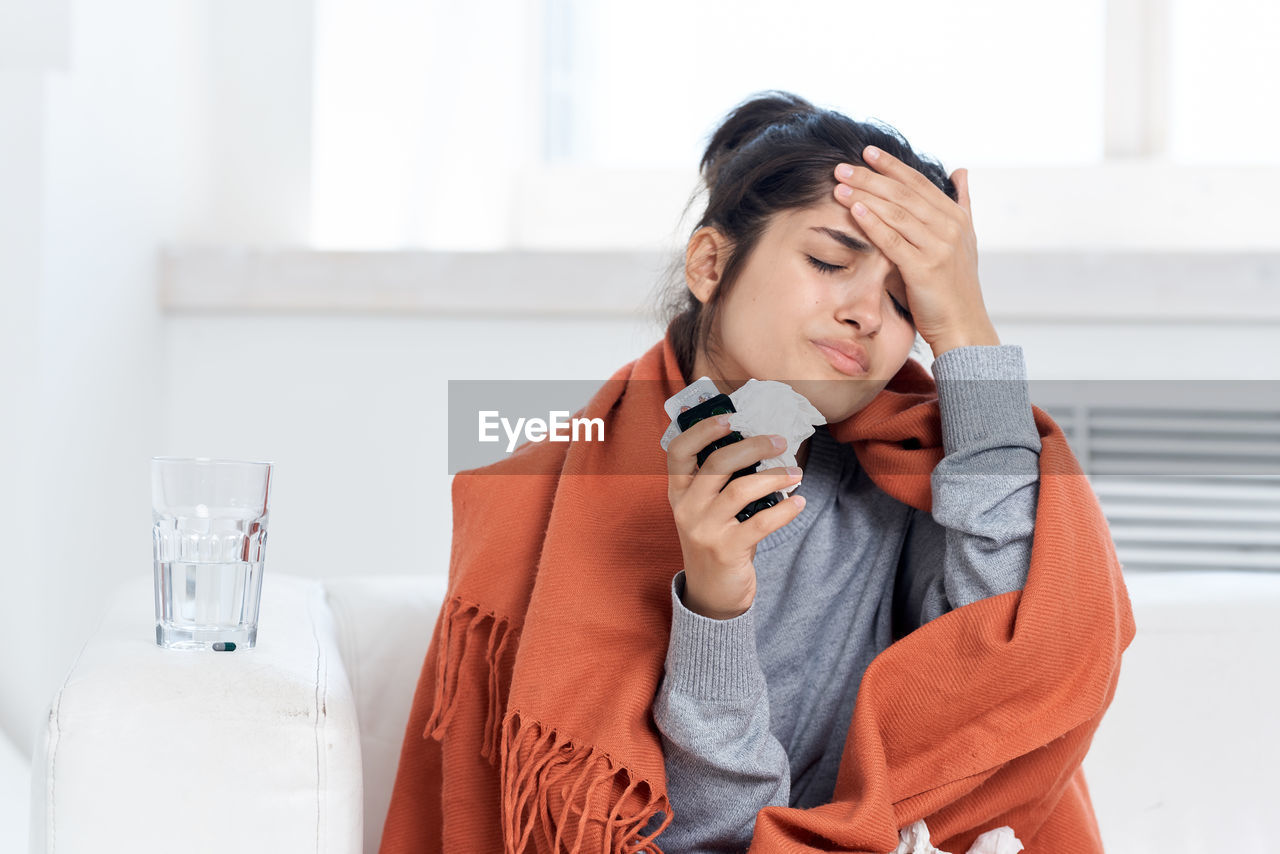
left=834, top=257, right=897, bottom=335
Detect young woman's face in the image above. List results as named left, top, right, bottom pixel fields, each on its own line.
left=690, top=196, right=919, bottom=425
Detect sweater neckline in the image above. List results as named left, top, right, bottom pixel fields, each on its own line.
left=756, top=424, right=846, bottom=553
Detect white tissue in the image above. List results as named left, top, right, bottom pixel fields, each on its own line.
left=887, top=820, right=1024, bottom=854
left=724, top=379, right=827, bottom=496
left=889, top=821, right=941, bottom=854
left=967, top=826, right=1025, bottom=854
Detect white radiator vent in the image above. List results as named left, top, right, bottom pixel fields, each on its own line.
left=1039, top=401, right=1280, bottom=571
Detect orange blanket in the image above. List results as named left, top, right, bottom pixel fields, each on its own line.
left=380, top=326, right=1136, bottom=853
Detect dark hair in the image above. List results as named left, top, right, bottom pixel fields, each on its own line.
left=656, top=90, right=958, bottom=383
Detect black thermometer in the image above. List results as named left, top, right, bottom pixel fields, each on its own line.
left=676, top=393, right=785, bottom=522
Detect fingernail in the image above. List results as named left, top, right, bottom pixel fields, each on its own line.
left=864, top=145, right=880, bottom=161
left=835, top=163, right=854, bottom=179
left=715, top=414, right=730, bottom=426
left=785, top=466, right=802, bottom=477
left=770, top=435, right=786, bottom=450
left=835, top=184, right=852, bottom=199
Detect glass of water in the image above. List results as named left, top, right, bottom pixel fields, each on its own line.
left=151, top=457, right=273, bottom=651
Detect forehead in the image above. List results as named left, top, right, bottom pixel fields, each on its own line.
left=771, top=196, right=874, bottom=246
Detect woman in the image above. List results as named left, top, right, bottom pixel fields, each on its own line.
left=380, top=91, right=1134, bottom=854
left=648, top=89, right=1040, bottom=850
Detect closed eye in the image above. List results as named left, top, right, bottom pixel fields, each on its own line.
left=806, top=255, right=844, bottom=274
left=804, top=254, right=914, bottom=323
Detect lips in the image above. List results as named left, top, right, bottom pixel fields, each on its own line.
left=812, top=338, right=870, bottom=376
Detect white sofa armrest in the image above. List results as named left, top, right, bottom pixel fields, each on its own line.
left=1082, top=569, right=1280, bottom=853
left=30, top=572, right=362, bottom=854
left=322, top=574, right=446, bottom=854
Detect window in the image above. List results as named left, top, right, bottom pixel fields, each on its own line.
left=308, top=0, right=1279, bottom=251
left=546, top=0, right=1106, bottom=169
left=1168, top=0, right=1280, bottom=163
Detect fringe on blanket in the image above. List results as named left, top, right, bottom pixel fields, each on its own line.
left=423, top=596, right=517, bottom=763
left=423, top=596, right=674, bottom=853
left=500, top=711, right=672, bottom=854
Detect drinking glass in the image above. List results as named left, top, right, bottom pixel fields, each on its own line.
left=151, top=457, right=273, bottom=650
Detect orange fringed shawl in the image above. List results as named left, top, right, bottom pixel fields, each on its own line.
left=379, top=326, right=1136, bottom=854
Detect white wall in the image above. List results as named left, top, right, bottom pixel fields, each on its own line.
left=0, top=0, right=316, bottom=762
left=0, top=725, right=29, bottom=852
left=0, top=44, right=49, bottom=854
left=0, top=0, right=209, bottom=760
left=156, top=312, right=1277, bottom=590
left=159, top=315, right=667, bottom=585
left=0, top=0, right=68, bottom=773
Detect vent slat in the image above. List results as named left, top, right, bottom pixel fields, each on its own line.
left=1089, top=459, right=1278, bottom=476
left=1101, top=503, right=1280, bottom=524
left=1115, top=547, right=1280, bottom=570
left=1089, top=436, right=1280, bottom=456
left=1032, top=399, right=1280, bottom=571
left=1107, top=525, right=1280, bottom=546
left=1090, top=477, right=1280, bottom=502
left=1089, top=415, right=1280, bottom=435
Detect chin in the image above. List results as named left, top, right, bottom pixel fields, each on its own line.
left=805, top=397, right=862, bottom=428
left=819, top=404, right=859, bottom=426
left=786, top=379, right=874, bottom=421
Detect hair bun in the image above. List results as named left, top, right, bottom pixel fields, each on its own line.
left=700, top=90, right=818, bottom=187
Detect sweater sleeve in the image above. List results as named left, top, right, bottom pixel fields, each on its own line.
left=894, top=344, right=1043, bottom=636
left=640, top=569, right=790, bottom=852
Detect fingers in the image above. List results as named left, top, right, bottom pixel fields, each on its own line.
left=667, top=415, right=734, bottom=509
left=834, top=148, right=953, bottom=223
left=952, top=168, right=972, bottom=220
left=729, top=489, right=807, bottom=548
left=712, top=465, right=803, bottom=522
left=856, top=145, right=957, bottom=218
left=666, top=415, right=733, bottom=477
left=837, top=182, right=929, bottom=255
left=667, top=423, right=801, bottom=524
left=841, top=189, right=921, bottom=262
left=685, top=433, right=787, bottom=503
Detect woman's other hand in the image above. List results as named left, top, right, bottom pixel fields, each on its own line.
left=665, top=415, right=805, bottom=620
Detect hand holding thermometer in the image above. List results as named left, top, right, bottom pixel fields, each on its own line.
left=675, top=394, right=785, bottom=522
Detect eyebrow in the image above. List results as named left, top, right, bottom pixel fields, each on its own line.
left=810, top=226, right=873, bottom=253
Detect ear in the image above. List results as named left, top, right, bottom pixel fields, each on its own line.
left=685, top=226, right=729, bottom=305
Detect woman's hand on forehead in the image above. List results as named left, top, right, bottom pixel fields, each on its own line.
left=831, top=146, right=999, bottom=358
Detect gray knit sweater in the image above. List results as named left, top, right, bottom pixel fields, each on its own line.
left=641, top=344, right=1042, bottom=852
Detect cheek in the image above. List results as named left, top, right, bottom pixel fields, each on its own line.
left=897, top=323, right=920, bottom=353
left=886, top=329, right=918, bottom=370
